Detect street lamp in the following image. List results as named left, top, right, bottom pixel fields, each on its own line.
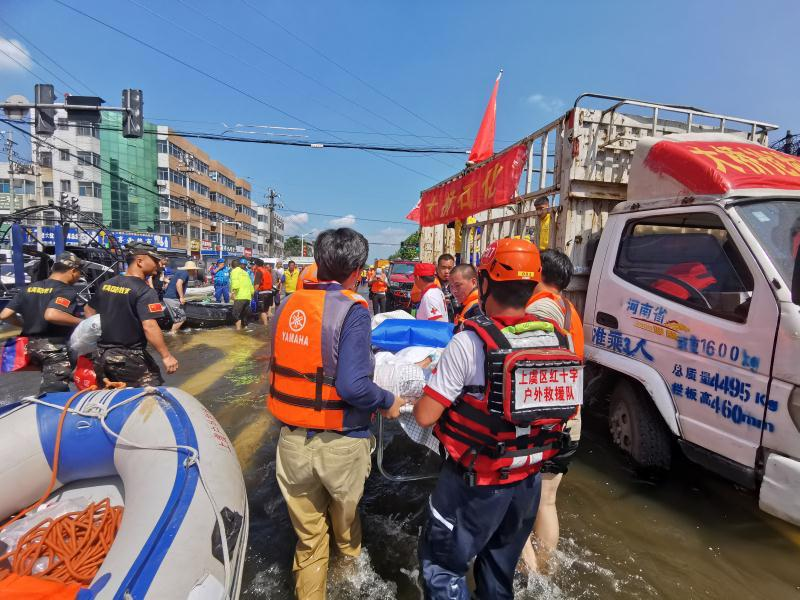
left=300, top=230, right=315, bottom=257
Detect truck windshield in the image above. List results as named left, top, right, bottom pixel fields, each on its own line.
left=736, top=200, right=800, bottom=294
left=391, top=263, right=415, bottom=275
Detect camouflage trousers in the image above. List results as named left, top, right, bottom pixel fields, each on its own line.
left=27, top=337, right=72, bottom=394
left=94, top=346, right=164, bottom=388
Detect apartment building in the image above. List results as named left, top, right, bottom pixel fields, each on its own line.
left=155, top=126, right=258, bottom=259
left=255, top=205, right=285, bottom=257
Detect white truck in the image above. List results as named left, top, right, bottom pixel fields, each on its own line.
left=419, top=94, right=800, bottom=526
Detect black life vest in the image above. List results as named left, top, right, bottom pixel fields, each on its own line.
left=434, top=314, right=582, bottom=486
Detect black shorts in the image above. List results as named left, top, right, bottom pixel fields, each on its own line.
left=232, top=299, right=251, bottom=321
left=257, top=290, right=274, bottom=312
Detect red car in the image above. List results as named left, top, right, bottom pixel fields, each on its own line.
left=386, top=260, right=417, bottom=312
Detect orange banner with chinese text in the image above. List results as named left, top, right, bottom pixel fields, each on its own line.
left=418, top=143, right=528, bottom=226
left=644, top=140, right=800, bottom=195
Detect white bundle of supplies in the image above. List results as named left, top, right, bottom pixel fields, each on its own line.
left=68, top=314, right=102, bottom=360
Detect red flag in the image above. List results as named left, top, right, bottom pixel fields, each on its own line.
left=406, top=199, right=421, bottom=223
left=468, top=70, right=502, bottom=164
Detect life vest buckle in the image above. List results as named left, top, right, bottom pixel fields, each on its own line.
left=463, top=470, right=477, bottom=487
left=495, top=441, right=507, bottom=457
left=498, top=467, right=510, bottom=480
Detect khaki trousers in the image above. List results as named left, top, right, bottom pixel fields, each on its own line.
left=275, top=426, right=373, bottom=600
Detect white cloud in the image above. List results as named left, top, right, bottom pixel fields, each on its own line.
left=526, top=93, right=565, bottom=115
left=376, top=227, right=411, bottom=245
left=329, top=214, right=356, bottom=228
left=283, top=212, right=309, bottom=235
left=0, top=39, right=32, bottom=72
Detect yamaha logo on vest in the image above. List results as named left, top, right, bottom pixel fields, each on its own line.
left=282, top=309, right=309, bottom=346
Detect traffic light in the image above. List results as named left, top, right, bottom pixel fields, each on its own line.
left=65, top=95, right=104, bottom=123
left=34, top=84, right=55, bottom=135
left=122, top=89, right=143, bottom=138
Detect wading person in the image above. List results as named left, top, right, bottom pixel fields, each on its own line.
left=230, top=258, right=254, bottom=331
left=413, top=239, right=580, bottom=599
left=268, top=227, right=404, bottom=600
left=414, top=263, right=448, bottom=322
left=0, top=252, right=84, bottom=393
left=85, top=243, right=178, bottom=387
left=369, top=267, right=388, bottom=314
left=163, top=260, right=198, bottom=333
left=449, top=263, right=481, bottom=330
left=282, top=260, right=300, bottom=298
left=521, top=248, right=583, bottom=574
left=210, top=258, right=231, bottom=303
left=252, top=258, right=274, bottom=325
left=436, top=253, right=457, bottom=321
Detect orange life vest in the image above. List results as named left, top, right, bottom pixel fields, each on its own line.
left=435, top=315, right=580, bottom=486
left=0, top=573, right=81, bottom=599
left=454, top=289, right=481, bottom=328
left=296, top=263, right=318, bottom=291
left=370, top=277, right=388, bottom=294
left=527, top=290, right=584, bottom=360
left=267, top=288, right=369, bottom=431
left=652, top=262, right=717, bottom=301
left=253, top=265, right=273, bottom=291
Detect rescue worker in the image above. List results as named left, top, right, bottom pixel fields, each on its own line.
left=230, top=258, right=255, bottom=331
left=0, top=251, right=84, bottom=393
left=449, top=263, right=481, bottom=330
left=522, top=248, right=583, bottom=574
left=163, top=260, right=198, bottom=334
left=534, top=197, right=551, bottom=250
left=85, top=243, right=178, bottom=387
left=210, top=258, right=231, bottom=303
left=369, top=267, right=389, bottom=314
left=414, top=263, right=448, bottom=321
left=436, top=253, right=457, bottom=321
left=296, top=262, right=318, bottom=291
left=414, top=238, right=579, bottom=599
left=252, top=258, right=273, bottom=325
left=282, top=260, right=300, bottom=297
left=268, top=227, right=405, bottom=600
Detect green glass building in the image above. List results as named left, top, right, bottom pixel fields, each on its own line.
left=99, top=112, right=158, bottom=232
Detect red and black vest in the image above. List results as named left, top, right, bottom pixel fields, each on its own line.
left=435, top=314, right=582, bottom=486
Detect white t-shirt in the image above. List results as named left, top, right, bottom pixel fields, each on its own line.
left=417, top=286, right=448, bottom=322
left=424, top=331, right=485, bottom=407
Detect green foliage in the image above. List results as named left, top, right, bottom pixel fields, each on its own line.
left=389, top=230, right=420, bottom=260
left=284, top=236, right=312, bottom=257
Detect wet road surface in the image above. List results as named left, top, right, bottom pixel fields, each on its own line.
left=2, top=324, right=800, bottom=599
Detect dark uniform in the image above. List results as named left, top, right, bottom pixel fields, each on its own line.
left=7, top=278, right=79, bottom=393
left=89, top=274, right=166, bottom=387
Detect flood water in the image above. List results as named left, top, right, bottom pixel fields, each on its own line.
left=3, top=324, right=800, bottom=599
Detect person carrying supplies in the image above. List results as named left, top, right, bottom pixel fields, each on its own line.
left=369, top=267, right=389, bottom=314
left=521, top=248, right=583, bottom=574
left=210, top=258, right=231, bottom=303
left=449, top=263, right=481, bottom=330
left=0, top=251, right=85, bottom=393
left=163, top=260, right=198, bottom=334
left=268, top=227, right=405, bottom=600
left=414, top=263, right=448, bottom=322
left=252, top=258, right=274, bottom=325
left=413, top=238, right=581, bottom=599
left=85, top=243, right=178, bottom=387
left=230, top=258, right=255, bottom=331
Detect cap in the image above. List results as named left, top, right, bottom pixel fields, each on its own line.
left=414, top=262, right=436, bottom=277
left=55, top=251, right=85, bottom=271
left=216, top=258, right=225, bottom=264
left=182, top=260, right=198, bottom=270
left=238, top=258, right=249, bottom=265
left=126, top=242, right=162, bottom=262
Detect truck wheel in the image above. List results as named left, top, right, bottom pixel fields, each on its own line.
left=608, top=379, right=672, bottom=471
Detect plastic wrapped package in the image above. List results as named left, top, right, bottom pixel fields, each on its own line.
left=68, top=314, right=101, bottom=360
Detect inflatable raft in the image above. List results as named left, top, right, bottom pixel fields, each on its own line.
left=0, top=387, right=248, bottom=599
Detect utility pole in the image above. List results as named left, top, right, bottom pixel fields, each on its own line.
left=4, top=131, right=15, bottom=210
left=265, top=187, right=280, bottom=257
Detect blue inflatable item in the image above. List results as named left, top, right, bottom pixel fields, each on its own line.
left=371, top=319, right=454, bottom=352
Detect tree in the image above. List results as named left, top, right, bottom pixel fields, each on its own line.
left=389, top=230, right=420, bottom=260
left=283, top=236, right=312, bottom=257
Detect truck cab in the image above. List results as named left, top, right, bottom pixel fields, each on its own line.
left=386, top=260, right=417, bottom=311
left=418, top=94, right=800, bottom=525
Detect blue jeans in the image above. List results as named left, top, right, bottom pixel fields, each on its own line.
left=214, top=284, right=230, bottom=303
left=419, top=461, right=541, bottom=600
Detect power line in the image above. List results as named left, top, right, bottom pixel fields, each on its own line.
left=52, top=0, right=438, bottom=180
left=0, top=37, right=78, bottom=94
left=241, top=0, right=459, bottom=142
left=0, top=16, right=97, bottom=95
left=0, top=46, right=51, bottom=84
left=279, top=208, right=410, bottom=225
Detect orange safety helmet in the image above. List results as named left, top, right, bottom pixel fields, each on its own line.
left=478, top=238, right=542, bottom=282
left=296, top=262, right=318, bottom=290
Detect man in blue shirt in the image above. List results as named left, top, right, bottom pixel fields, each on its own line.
left=163, top=260, right=198, bottom=333
left=209, top=258, right=231, bottom=303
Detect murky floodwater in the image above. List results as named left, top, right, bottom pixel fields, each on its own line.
left=3, top=324, right=800, bottom=599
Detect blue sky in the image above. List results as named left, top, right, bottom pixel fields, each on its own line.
left=1, top=0, right=799, bottom=260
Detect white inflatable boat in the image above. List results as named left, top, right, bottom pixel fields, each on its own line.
left=0, top=387, right=249, bottom=599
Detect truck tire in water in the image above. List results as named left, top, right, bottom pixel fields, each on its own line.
left=608, top=378, right=672, bottom=471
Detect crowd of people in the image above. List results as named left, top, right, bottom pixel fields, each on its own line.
left=1, top=226, right=583, bottom=599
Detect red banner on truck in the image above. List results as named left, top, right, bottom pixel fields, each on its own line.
left=417, top=143, right=528, bottom=226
